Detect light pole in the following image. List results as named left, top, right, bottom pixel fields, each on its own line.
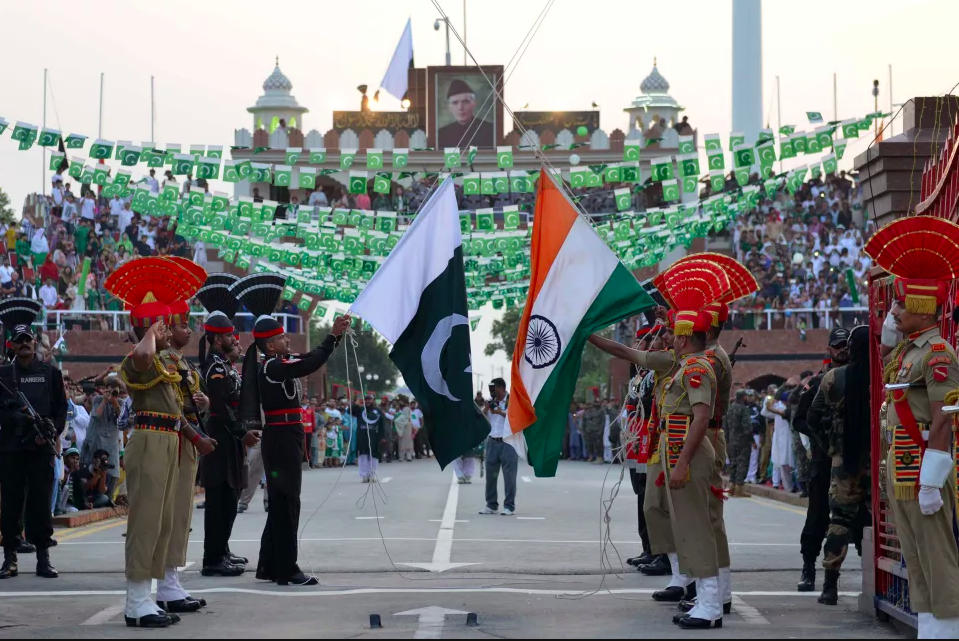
left=872, top=80, right=880, bottom=138
left=434, top=18, right=452, bottom=66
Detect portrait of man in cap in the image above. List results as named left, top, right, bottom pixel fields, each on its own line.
left=436, top=75, right=495, bottom=148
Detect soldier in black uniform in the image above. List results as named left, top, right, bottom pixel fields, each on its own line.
left=236, top=274, right=351, bottom=587
left=352, top=394, right=386, bottom=483
left=198, top=274, right=259, bottom=577
left=0, top=298, right=67, bottom=580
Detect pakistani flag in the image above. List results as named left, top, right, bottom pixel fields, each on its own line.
left=661, top=179, right=680, bottom=202
left=841, top=119, right=860, bottom=139
left=834, top=138, right=848, bottom=160
left=38, top=128, right=61, bottom=147
left=729, top=132, right=745, bottom=151
left=367, top=148, right=384, bottom=169
left=340, top=149, right=358, bottom=169
left=475, top=209, right=494, bottom=231
left=822, top=153, right=838, bottom=175
left=757, top=142, right=777, bottom=165
left=372, top=172, right=391, bottom=194
left=444, top=148, right=461, bottom=169
left=807, top=111, right=824, bottom=124
left=815, top=126, right=834, bottom=149
left=709, top=170, right=725, bottom=192
left=779, top=125, right=796, bottom=135
left=349, top=171, right=368, bottom=194
left=677, top=135, right=695, bottom=154
left=89, top=139, right=114, bottom=160
left=196, top=157, right=219, bottom=180
left=299, top=167, right=318, bottom=189
left=791, top=133, right=808, bottom=154
left=392, top=148, right=409, bottom=168
left=734, top=145, right=756, bottom=168
left=614, top=188, right=632, bottom=211
left=283, top=147, right=301, bottom=165
left=780, top=137, right=796, bottom=160
left=497, top=146, right=514, bottom=169
left=757, top=128, right=774, bottom=144
left=0, top=118, right=8, bottom=136
left=503, top=206, right=521, bottom=230
left=806, top=133, right=822, bottom=154
left=650, top=157, right=673, bottom=182
left=678, top=153, right=700, bottom=177
left=704, top=134, right=722, bottom=153
left=309, top=148, right=327, bottom=164
left=623, top=141, right=641, bottom=162
left=11, top=122, right=38, bottom=150
left=734, top=166, right=750, bottom=187
left=351, top=177, right=489, bottom=469
left=64, top=133, right=86, bottom=149
left=707, top=149, right=725, bottom=170
left=463, top=173, right=480, bottom=195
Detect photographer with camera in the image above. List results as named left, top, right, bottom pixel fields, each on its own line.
left=0, top=298, right=68, bottom=580
left=82, top=449, right=114, bottom=509
left=80, top=377, right=126, bottom=499
left=479, top=378, right=517, bottom=516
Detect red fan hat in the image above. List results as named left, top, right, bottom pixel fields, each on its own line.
left=168, top=300, right=190, bottom=326
left=671, top=253, right=759, bottom=327
left=865, top=216, right=959, bottom=314
left=659, top=259, right=729, bottom=337
left=105, top=257, right=206, bottom=328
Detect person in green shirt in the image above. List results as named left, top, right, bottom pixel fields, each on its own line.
left=74, top=221, right=91, bottom=257
left=15, top=233, right=30, bottom=266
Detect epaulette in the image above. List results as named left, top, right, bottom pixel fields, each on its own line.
left=932, top=343, right=948, bottom=352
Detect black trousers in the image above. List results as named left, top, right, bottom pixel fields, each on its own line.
left=799, top=456, right=832, bottom=562
left=204, top=482, right=240, bottom=566
left=0, top=450, right=55, bottom=551
left=257, top=426, right=304, bottom=581
left=629, top=469, right=651, bottom=553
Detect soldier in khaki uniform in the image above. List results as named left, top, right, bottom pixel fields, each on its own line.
left=156, top=299, right=213, bottom=613
left=106, top=257, right=216, bottom=629
left=864, top=215, right=959, bottom=637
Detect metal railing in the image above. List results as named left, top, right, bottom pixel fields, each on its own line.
left=728, top=306, right=869, bottom=331
left=36, top=310, right=305, bottom=334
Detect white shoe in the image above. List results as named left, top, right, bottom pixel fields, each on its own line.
left=478, top=507, right=497, bottom=515
left=465, top=476, right=472, bottom=484
left=500, top=508, right=515, bottom=516
left=457, top=477, right=466, bottom=484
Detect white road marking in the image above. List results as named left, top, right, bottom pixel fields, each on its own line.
left=396, top=606, right=469, bottom=639
left=380, top=477, right=392, bottom=484
left=516, top=517, right=545, bottom=520
left=355, top=516, right=386, bottom=520
left=429, top=520, right=469, bottom=523
left=732, top=595, right=771, bottom=625
left=0, top=588, right=862, bottom=599
left=521, top=476, right=532, bottom=483
left=80, top=602, right=125, bottom=626
left=399, top=473, right=479, bottom=573
left=57, top=538, right=801, bottom=547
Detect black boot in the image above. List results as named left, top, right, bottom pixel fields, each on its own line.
left=818, top=570, right=839, bottom=605
left=201, top=559, right=245, bottom=577
left=628, top=552, right=653, bottom=567
left=797, top=561, right=816, bottom=592
left=639, top=555, right=670, bottom=576
left=35, top=548, right=58, bottom=579
left=17, top=542, right=35, bottom=554
left=0, top=550, right=17, bottom=579
left=677, top=581, right=698, bottom=611
left=277, top=571, right=319, bottom=587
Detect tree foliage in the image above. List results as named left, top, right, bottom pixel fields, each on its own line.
left=484, top=307, right=613, bottom=401
left=310, top=320, right=399, bottom=394
left=0, top=188, right=14, bottom=225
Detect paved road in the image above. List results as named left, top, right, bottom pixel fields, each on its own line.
left=0, top=459, right=900, bottom=638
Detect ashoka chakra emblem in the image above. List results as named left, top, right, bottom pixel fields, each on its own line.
left=524, top=315, right=561, bottom=370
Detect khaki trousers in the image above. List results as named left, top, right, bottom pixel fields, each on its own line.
left=644, top=445, right=675, bottom=556
left=167, top=438, right=198, bottom=568
left=885, top=450, right=959, bottom=618
left=664, top=436, right=720, bottom=579
left=124, top=430, right=179, bottom=581
left=706, top=428, right=731, bottom=569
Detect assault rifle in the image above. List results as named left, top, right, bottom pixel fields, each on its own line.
left=728, top=337, right=746, bottom=368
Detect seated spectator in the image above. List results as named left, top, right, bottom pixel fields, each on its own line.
left=53, top=448, right=86, bottom=516
left=1, top=271, right=24, bottom=298
left=81, top=449, right=114, bottom=509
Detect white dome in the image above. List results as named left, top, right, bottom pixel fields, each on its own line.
left=640, top=61, right=670, bottom=94
left=263, top=64, right=293, bottom=92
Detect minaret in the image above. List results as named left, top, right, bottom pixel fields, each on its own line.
left=732, top=0, right=762, bottom=144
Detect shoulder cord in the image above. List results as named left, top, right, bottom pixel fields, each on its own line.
left=263, top=357, right=299, bottom=401
left=121, top=356, right=182, bottom=392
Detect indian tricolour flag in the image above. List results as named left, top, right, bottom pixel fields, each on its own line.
left=507, top=171, right=655, bottom=477
left=352, top=177, right=489, bottom=469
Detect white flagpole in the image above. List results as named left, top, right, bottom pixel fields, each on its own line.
left=833, top=72, right=837, bottom=122
left=151, top=75, right=155, bottom=141
left=888, top=64, right=893, bottom=136
left=463, top=0, right=467, bottom=65
left=776, top=75, right=782, bottom=174
left=42, top=68, right=47, bottom=194
left=98, top=73, right=104, bottom=138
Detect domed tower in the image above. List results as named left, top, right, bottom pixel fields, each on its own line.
left=623, top=58, right=684, bottom=135
left=247, top=57, right=309, bottom=133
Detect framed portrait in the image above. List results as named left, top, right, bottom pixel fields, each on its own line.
left=428, top=66, right=504, bottom=149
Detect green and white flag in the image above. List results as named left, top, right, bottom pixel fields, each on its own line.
left=733, top=144, right=756, bottom=168
left=841, top=119, right=860, bottom=139
left=650, top=157, right=674, bottom=182
left=779, top=137, right=797, bottom=160
left=38, top=128, right=61, bottom=147
left=118, top=145, right=142, bottom=166
left=299, top=167, right=318, bottom=189
left=704, top=134, right=722, bottom=153
left=11, top=122, right=38, bottom=150
left=207, top=145, right=223, bottom=159
left=475, top=208, right=494, bottom=232
left=809, top=164, right=823, bottom=181
left=172, top=153, right=194, bottom=175
left=791, top=133, right=808, bottom=154
left=734, top=166, right=750, bottom=187
left=92, top=165, right=110, bottom=186
left=707, top=148, right=725, bottom=170
left=366, top=148, right=384, bottom=169
left=833, top=138, right=848, bottom=160
left=623, top=140, right=641, bottom=162
left=661, top=179, right=680, bottom=202
left=757, top=141, right=777, bottom=165
left=729, top=132, right=745, bottom=151
left=806, top=133, right=823, bottom=154
left=340, top=148, right=358, bottom=169
left=569, top=167, right=588, bottom=188
left=510, top=171, right=532, bottom=194
left=709, top=170, right=725, bottom=192
left=462, top=173, right=480, bottom=195
left=443, top=148, right=461, bottom=169
left=822, top=153, right=838, bottom=175
left=64, top=133, right=87, bottom=149
left=480, top=174, right=495, bottom=195
left=297, top=294, right=314, bottom=312
left=757, top=128, right=775, bottom=144
left=497, top=146, right=514, bottom=169
left=351, top=178, right=489, bottom=469
left=806, top=111, right=824, bottom=124
left=309, top=148, right=327, bottom=164
left=79, top=164, right=96, bottom=184
left=284, top=147, right=302, bottom=166
left=377, top=212, right=397, bottom=233
left=491, top=172, right=510, bottom=193
left=682, top=175, right=699, bottom=195
left=622, top=162, right=641, bottom=183
left=678, top=153, right=700, bottom=177
left=503, top=206, right=521, bottom=230
left=815, top=126, right=833, bottom=149
left=196, top=157, right=219, bottom=180
left=779, top=125, right=796, bottom=135
left=392, top=148, right=409, bottom=168
left=469, top=316, right=480, bottom=331
left=222, top=160, right=240, bottom=182
left=677, top=135, right=695, bottom=154
left=614, top=188, right=632, bottom=211
left=88, top=139, right=114, bottom=160
left=348, top=171, right=368, bottom=194
left=585, top=168, right=602, bottom=188
left=372, top=172, right=391, bottom=194
left=604, top=164, right=622, bottom=183
left=0, top=118, right=8, bottom=136
left=49, top=152, right=65, bottom=171
left=273, top=165, right=293, bottom=187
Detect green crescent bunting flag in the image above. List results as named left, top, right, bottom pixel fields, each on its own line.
left=615, top=188, right=632, bottom=211
left=650, top=157, right=673, bottom=182
left=348, top=171, right=368, bottom=194
left=728, top=132, right=745, bottom=151
left=38, top=128, right=60, bottom=147
left=503, top=206, right=521, bottom=230
left=661, top=179, right=680, bottom=202
left=841, top=119, right=860, bottom=139
left=815, top=126, right=834, bottom=149
left=392, top=148, right=408, bottom=168
left=791, top=133, right=808, bottom=155
left=476, top=209, right=494, bottom=232
left=622, top=162, right=640, bottom=183
left=833, top=139, right=848, bottom=160
left=0, top=118, right=8, bottom=136
left=807, top=111, right=824, bottom=124
left=734, top=167, right=750, bottom=187
left=734, top=145, right=755, bottom=168
left=806, top=133, right=822, bottom=154
left=623, top=141, right=641, bottom=162
left=757, top=142, right=777, bottom=166
left=682, top=176, right=699, bottom=194
left=707, top=149, right=725, bottom=171
left=463, top=173, right=480, bottom=195
left=709, top=170, right=725, bottom=192
left=704, top=134, right=722, bottom=153
left=678, top=154, right=700, bottom=178
left=779, top=125, right=795, bottom=135
left=11, top=122, right=38, bottom=150
left=309, top=148, right=327, bottom=164
left=64, top=133, right=86, bottom=149
left=366, top=148, right=384, bottom=169
left=273, top=165, right=292, bottom=187
left=373, top=172, right=391, bottom=194
left=497, top=146, right=514, bottom=169
left=444, top=148, right=461, bottom=169
left=49, top=152, right=65, bottom=171
left=340, top=149, right=357, bottom=169
left=299, top=167, right=317, bottom=189
left=284, top=147, right=302, bottom=165
left=779, top=137, right=796, bottom=160
left=822, top=153, right=838, bottom=175
left=677, top=135, right=695, bottom=154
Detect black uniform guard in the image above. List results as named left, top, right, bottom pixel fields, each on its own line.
left=197, top=273, right=254, bottom=577
left=235, top=274, right=351, bottom=587
left=0, top=298, right=67, bottom=580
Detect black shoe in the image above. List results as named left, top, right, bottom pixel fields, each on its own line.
left=187, top=598, right=207, bottom=609
left=678, top=598, right=696, bottom=613
left=677, top=615, right=722, bottom=630
left=684, top=581, right=697, bottom=602
left=237, top=505, right=247, bottom=513
left=35, top=549, right=58, bottom=579
left=157, top=599, right=202, bottom=614
left=652, top=586, right=686, bottom=602
left=639, top=555, right=670, bottom=576
left=277, top=572, right=319, bottom=586
left=155, top=611, right=181, bottom=624
left=255, top=568, right=274, bottom=582
left=263, top=500, right=269, bottom=513
left=818, top=570, right=839, bottom=605
left=0, top=551, right=17, bottom=579
left=125, top=614, right=173, bottom=628
left=628, top=552, right=654, bottom=567
left=800, top=490, right=809, bottom=498
left=16, top=542, right=35, bottom=554
left=228, top=553, right=250, bottom=566
left=202, top=560, right=245, bottom=577
left=797, top=561, right=816, bottom=592
left=724, top=602, right=731, bottom=615
left=197, top=502, right=206, bottom=510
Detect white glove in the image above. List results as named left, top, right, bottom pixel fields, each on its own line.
left=881, top=311, right=901, bottom=348
left=919, top=486, right=944, bottom=516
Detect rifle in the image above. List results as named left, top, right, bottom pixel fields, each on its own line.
left=0, top=376, right=61, bottom=459
left=728, top=337, right=746, bottom=368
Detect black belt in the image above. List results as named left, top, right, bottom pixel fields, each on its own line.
left=490, top=437, right=504, bottom=442
left=265, top=413, right=304, bottom=425
left=134, top=412, right=180, bottom=433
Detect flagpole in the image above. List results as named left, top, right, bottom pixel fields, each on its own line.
left=98, top=72, right=104, bottom=138
left=888, top=64, right=893, bottom=136
left=42, top=68, right=47, bottom=195
left=832, top=72, right=837, bottom=122
left=776, top=75, right=782, bottom=174
left=151, top=75, right=155, bottom=141
left=463, top=0, right=467, bottom=65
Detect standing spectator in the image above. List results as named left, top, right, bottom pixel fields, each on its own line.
left=726, top=390, right=754, bottom=497
left=79, top=190, right=96, bottom=222
left=307, top=189, right=327, bottom=207
left=51, top=180, right=64, bottom=219
left=38, top=278, right=59, bottom=310
left=30, top=226, right=49, bottom=267
left=763, top=385, right=795, bottom=491
left=302, top=397, right=317, bottom=468
left=393, top=395, right=415, bottom=462
left=479, top=378, right=517, bottom=516
left=145, top=169, right=160, bottom=193
left=355, top=190, right=371, bottom=211
left=80, top=378, right=125, bottom=499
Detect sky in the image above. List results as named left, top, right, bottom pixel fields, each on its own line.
left=2, top=0, right=958, bottom=390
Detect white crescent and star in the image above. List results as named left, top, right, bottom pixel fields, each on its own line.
left=421, top=314, right=471, bottom=402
